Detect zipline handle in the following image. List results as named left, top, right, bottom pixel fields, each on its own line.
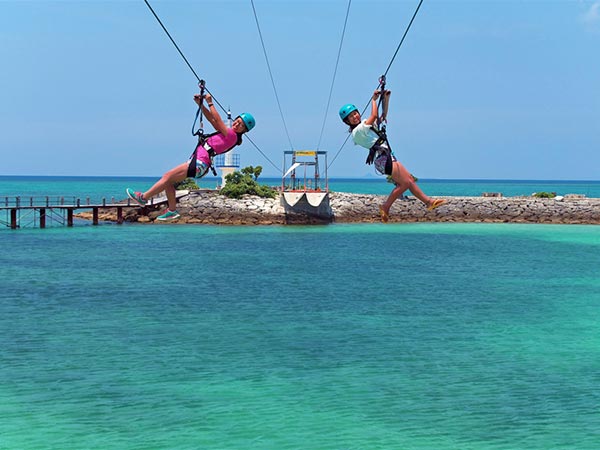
left=192, top=79, right=206, bottom=136
left=377, top=74, right=387, bottom=129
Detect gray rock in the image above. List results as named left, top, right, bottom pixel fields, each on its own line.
left=82, top=190, right=600, bottom=225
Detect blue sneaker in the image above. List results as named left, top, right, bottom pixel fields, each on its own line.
left=157, top=210, right=180, bottom=221
left=126, top=188, right=146, bottom=206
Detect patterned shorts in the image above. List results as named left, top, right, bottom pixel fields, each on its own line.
left=186, top=158, right=210, bottom=179
left=374, top=152, right=395, bottom=176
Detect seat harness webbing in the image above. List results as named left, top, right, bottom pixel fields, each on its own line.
left=189, top=80, right=217, bottom=176
left=365, top=75, right=393, bottom=166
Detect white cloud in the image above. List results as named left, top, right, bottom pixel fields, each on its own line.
left=583, top=2, right=600, bottom=24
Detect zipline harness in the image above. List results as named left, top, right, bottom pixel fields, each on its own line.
left=189, top=80, right=217, bottom=177
left=364, top=75, right=394, bottom=175
left=189, top=80, right=243, bottom=178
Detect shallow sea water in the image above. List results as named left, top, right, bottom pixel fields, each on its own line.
left=1, top=223, right=599, bottom=449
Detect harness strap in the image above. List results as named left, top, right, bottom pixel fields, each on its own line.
left=190, top=133, right=241, bottom=177
left=205, top=146, right=218, bottom=176
left=368, top=125, right=389, bottom=148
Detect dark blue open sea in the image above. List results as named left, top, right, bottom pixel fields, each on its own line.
left=1, top=177, right=600, bottom=449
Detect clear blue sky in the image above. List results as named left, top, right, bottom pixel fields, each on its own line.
left=1, top=0, right=599, bottom=180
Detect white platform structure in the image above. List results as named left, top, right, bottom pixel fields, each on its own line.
left=281, top=150, right=331, bottom=221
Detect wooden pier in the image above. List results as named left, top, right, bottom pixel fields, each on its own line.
left=0, top=194, right=172, bottom=229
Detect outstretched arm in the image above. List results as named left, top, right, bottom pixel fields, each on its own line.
left=381, top=90, right=391, bottom=123
left=193, top=93, right=229, bottom=136
left=364, top=90, right=380, bottom=126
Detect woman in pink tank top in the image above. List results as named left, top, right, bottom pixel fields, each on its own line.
left=125, top=91, right=256, bottom=222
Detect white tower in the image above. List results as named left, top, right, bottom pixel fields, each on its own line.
left=215, top=107, right=240, bottom=188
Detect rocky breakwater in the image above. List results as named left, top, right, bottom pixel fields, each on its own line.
left=126, top=190, right=287, bottom=225
left=79, top=191, right=600, bottom=225
left=331, top=193, right=600, bottom=224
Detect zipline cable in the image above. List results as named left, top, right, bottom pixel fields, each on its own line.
left=382, top=0, right=424, bottom=78
left=316, top=0, right=352, bottom=151
left=143, top=0, right=280, bottom=171
left=250, top=0, right=295, bottom=152
left=142, top=0, right=226, bottom=111
left=327, top=133, right=352, bottom=169
left=245, top=136, right=281, bottom=171
left=143, top=0, right=201, bottom=83
left=328, top=0, right=425, bottom=170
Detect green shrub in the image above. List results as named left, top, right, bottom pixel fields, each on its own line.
left=532, top=191, right=556, bottom=198
left=220, top=166, right=277, bottom=199
left=386, top=173, right=418, bottom=184
left=175, top=178, right=199, bottom=190
left=241, top=165, right=263, bottom=180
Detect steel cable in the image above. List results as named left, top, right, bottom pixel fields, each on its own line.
left=328, top=0, right=425, bottom=170
left=250, top=0, right=295, bottom=152
left=143, top=0, right=280, bottom=171
left=316, top=0, right=352, bottom=151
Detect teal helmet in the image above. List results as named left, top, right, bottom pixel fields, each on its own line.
left=339, top=103, right=358, bottom=121
left=238, top=112, right=256, bottom=132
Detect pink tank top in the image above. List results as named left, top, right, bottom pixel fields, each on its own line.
left=206, top=128, right=238, bottom=154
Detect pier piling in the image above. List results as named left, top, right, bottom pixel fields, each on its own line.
left=10, top=209, right=17, bottom=229
left=40, top=208, right=46, bottom=228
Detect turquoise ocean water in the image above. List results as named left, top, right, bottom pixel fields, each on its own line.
left=1, top=177, right=600, bottom=449
left=1, top=176, right=599, bottom=203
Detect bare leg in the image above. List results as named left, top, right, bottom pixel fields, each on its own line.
left=143, top=162, right=189, bottom=211
left=381, top=161, right=433, bottom=213
left=382, top=184, right=407, bottom=213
